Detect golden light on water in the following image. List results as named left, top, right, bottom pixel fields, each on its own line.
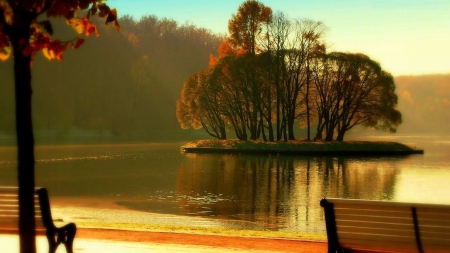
left=394, top=167, right=450, bottom=204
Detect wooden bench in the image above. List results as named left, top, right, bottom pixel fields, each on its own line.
left=320, top=198, right=450, bottom=253
left=0, top=187, right=76, bottom=253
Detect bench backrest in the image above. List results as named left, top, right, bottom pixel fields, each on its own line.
left=321, top=198, right=450, bottom=253
left=0, top=187, right=50, bottom=234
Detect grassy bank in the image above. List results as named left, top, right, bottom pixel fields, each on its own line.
left=74, top=220, right=327, bottom=242
left=182, top=139, right=423, bottom=155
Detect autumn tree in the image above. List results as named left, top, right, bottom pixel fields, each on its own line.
left=209, top=54, right=254, bottom=140
left=228, top=0, right=272, bottom=55
left=313, top=52, right=402, bottom=141
left=176, top=70, right=227, bottom=139
left=226, top=0, right=272, bottom=140
left=264, top=11, right=291, bottom=141
left=208, top=42, right=251, bottom=140
left=0, top=1, right=118, bottom=252
left=310, top=52, right=334, bottom=140
left=293, top=19, right=326, bottom=141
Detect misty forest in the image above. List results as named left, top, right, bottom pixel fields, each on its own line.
left=0, top=4, right=449, bottom=143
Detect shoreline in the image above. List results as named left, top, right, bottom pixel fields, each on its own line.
left=47, top=199, right=329, bottom=252
left=50, top=200, right=327, bottom=242
left=182, top=147, right=424, bottom=156
left=182, top=139, right=424, bottom=156
left=74, top=227, right=328, bottom=252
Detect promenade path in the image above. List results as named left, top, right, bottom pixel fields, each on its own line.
left=1, top=228, right=327, bottom=253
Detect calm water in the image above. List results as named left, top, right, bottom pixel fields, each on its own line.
left=0, top=135, right=449, bottom=234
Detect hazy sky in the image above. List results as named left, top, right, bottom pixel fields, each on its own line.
left=109, top=0, right=450, bottom=76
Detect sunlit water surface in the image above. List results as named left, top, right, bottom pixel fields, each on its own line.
left=0, top=135, right=449, bottom=235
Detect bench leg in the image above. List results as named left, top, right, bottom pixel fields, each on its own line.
left=46, top=230, right=58, bottom=253
left=46, top=223, right=77, bottom=253
left=62, top=223, right=76, bottom=253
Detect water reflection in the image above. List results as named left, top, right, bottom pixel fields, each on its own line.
left=0, top=143, right=424, bottom=233
left=171, top=154, right=402, bottom=233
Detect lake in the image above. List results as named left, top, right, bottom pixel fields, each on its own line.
left=0, top=134, right=449, bottom=235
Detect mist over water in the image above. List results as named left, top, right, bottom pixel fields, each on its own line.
left=0, top=135, right=448, bottom=233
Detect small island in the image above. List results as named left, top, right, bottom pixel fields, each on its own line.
left=175, top=0, right=423, bottom=158
left=182, top=140, right=424, bottom=156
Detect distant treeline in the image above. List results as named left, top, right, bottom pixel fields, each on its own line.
left=395, top=74, right=450, bottom=134
left=0, top=14, right=221, bottom=140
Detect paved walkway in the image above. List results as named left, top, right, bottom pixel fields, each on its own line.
left=0, top=235, right=286, bottom=253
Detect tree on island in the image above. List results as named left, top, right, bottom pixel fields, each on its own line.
left=312, top=52, right=402, bottom=141
left=176, top=0, right=402, bottom=142
left=0, top=1, right=118, bottom=252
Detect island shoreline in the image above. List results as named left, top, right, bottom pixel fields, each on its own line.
left=182, top=147, right=424, bottom=156
left=181, top=139, right=424, bottom=156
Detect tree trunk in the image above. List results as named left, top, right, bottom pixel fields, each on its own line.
left=276, top=87, right=281, bottom=141
left=287, top=116, right=295, bottom=140
left=220, top=126, right=227, bottom=140
left=11, top=23, right=37, bottom=253
left=281, top=106, right=288, bottom=142
left=315, top=115, right=324, bottom=140
left=306, top=65, right=311, bottom=141
left=336, top=129, right=346, bottom=141
left=325, top=127, right=334, bottom=141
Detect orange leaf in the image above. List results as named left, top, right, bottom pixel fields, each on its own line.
left=42, top=48, right=55, bottom=60
left=72, top=38, right=85, bottom=49
left=209, top=54, right=218, bottom=68
left=85, top=22, right=98, bottom=36
left=75, top=25, right=83, bottom=34
left=0, top=46, right=10, bottom=61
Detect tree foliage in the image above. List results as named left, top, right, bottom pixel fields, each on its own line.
left=227, top=0, right=272, bottom=55
left=0, top=0, right=119, bottom=61
left=313, top=52, right=402, bottom=141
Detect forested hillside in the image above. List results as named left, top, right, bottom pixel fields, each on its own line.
left=0, top=15, right=221, bottom=142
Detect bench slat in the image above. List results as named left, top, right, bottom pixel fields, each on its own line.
left=420, top=230, right=450, bottom=241
left=419, top=227, right=450, bottom=236
left=337, top=225, right=416, bottom=238
left=336, top=214, right=412, bottom=225
left=326, top=198, right=450, bottom=209
left=339, top=240, right=418, bottom=253
left=417, top=212, right=450, bottom=221
left=0, top=205, right=19, bottom=210
left=338, top=231, right=417, bottom=243
left=422, top=241, right=450, bottom=253
left=417, top=219, right=450, bottom=227
left=0, top=228, right=47, bottom=235
left=336, top=220, right=414, bottom=231
left=0, top=187, right=20, bottom=194
left=0, top=195, right=19, bottom=201
left=334, top=204, right=412, bottom=213
left=0, top=219, right=45, bottom=228
left=335, top=207, right=412, bottom=218
left=0, top=205, right=41, bottom=213
left=416, top=206, right=450, bottom=215
left=422, top=239, right=450, bottom=251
